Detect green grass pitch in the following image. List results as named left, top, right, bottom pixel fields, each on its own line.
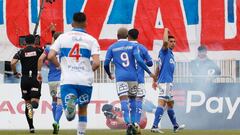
left=0, top=130, right=240, bottom=135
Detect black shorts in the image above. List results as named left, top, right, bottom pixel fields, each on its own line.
left=20, top=76, right=42, bottom=100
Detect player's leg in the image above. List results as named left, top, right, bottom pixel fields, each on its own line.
left=133, top=83, right=145, bottom=134
left=116, top=82, right=131, bottom=125
left=151, top=83, right=168, bottom=133
left=21, top=76, right=35, bottom=133
left=166, top=101, right=185, bottom=133
left=151, top=99, right=165, bottom=133
left=61, top=85, right=78, bottom=121
left=76, top=85, right=93, bottom=135
left=116, top=82, right=132, bottom=135
left=48, top=82, right=58, bottom=122
left=53, top=84, right=63, bottom=134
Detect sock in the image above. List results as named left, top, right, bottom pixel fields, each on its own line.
left=52, top=102, right=57, bottom=121
left=120, top=100, right=130, bottom=124
left=25, top=103, right=34, bottom=129
left=135, top=100, right=143, bottom=124
left=78, top=116, right=87, bottom=135
left=153, top=106, right=164, bottom=127
left=167, top=108, right=178, bottom=127
left=55, top=104, right=63, bottom=124
left=129, top=98, right=136, bottom=124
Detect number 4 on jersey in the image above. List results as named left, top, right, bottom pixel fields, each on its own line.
left=69, top=43, right=81, bottom=61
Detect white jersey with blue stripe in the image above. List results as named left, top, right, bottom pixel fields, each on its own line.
left=50, top=28, right=100, bottom=86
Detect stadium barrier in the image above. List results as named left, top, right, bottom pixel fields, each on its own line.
left=0, top=83, right=239, bottom=130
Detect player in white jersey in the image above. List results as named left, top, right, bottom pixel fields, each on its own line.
left=48, top=12, right=100, bottom=135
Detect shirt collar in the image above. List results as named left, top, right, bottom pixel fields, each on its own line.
left=118, top=39, right=127, bottom=41
left=72, top=28, right=86, bottom=33
left=130, top=41, right=138, bottom=43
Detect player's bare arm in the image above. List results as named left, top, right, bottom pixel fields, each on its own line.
left=162, top=28, right=169, bottom=50
left=152, top=66, right=160, bottom=90
left=92, top=54, right=100, bottom=71
left=11, top=58, right=21, bottom=78
left=48, top=49, right=60, bottom=69
left=37, top=53, right=47, bottom=81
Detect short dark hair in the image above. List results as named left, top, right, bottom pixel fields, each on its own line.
left=25, top=34, right=35, bottom=45
left=168, top=35, right=175, bottom=39
left=128, top=29, right=139, bottom=40
left=73, top=12, right=86, bottom=23
left=198, top=45, right=207, bottom=52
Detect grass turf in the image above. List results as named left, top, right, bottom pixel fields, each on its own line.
left=0, top=130, right=240, bottom=135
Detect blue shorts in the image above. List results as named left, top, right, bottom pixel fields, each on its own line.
left=60, top=84, right=93, bottom=109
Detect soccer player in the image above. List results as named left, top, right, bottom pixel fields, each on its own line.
left=104, top=27, right=155, bottom=135
left=48, top=12, right=100, bottom=135
left=37, top=32, right=63, bottom=134
left=11, top=34, right=43, bottom=133
left=102, top=104, right=147, bottom=130
left=127, top=28, right=153, bottom=133
left=151, top=28, right=185, bottom=133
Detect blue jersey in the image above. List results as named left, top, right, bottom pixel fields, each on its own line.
left=105, top=40, right=139, bottom=82
left=136, top=43, right=152, bottom=83
left=44, top=47, right=61, bottom=82
left=157, top=48, right=175, bottom=83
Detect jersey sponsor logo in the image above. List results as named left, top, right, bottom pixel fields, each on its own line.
left=78, top=94, right=90, bottom=105
left=31, top=87, right=38, bottom=92
left=24, top=51, right=37, bottom=57
left=169, top=58, right=175, bottom=64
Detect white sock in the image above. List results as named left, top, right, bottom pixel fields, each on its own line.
left=77, top=122, right=87, bottom=135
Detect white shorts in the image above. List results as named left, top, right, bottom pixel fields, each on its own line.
left=158, top=83, right=173, bottom=101
left=116, top=81, right=138, bottom=97
left=48, top=81, right=61, bottom=98
left=137, top=83, right=146, bottom=98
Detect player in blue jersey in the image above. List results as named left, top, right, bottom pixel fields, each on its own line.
left=48, top=12, right=100, bottom=135
left=37, top=32, right=63, bottom=134
left=104, top=27, right=155, bottom=135
left=127, top=28, right=153, bottom=133
left=151, top=28, right=185, bottom=133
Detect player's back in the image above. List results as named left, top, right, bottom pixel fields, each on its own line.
left=53, top=29, right=99, bottom=86
left=18, top=46, right=43, bottom=76
left=136, top=43, right=152, bottom=83
left=109, top=40, right=138, bottom=82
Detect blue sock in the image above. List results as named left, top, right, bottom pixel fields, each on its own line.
left=153, top=107, right=164, bottom=127
left=167, top=108, right=178, bottom=127
left=79, top=115, right=87, bottom=122
left=135, top=100, right=142, bottom=124
left=129, top=98, right=136, bottom=124
left=52, top=102, right=57, bottom=121
left=55, top=104, right=63, bottom=124
left=120, top=100, right=130, bottom=124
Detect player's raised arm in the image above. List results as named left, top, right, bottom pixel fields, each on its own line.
left=162, top=28, right=169, bottom=50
